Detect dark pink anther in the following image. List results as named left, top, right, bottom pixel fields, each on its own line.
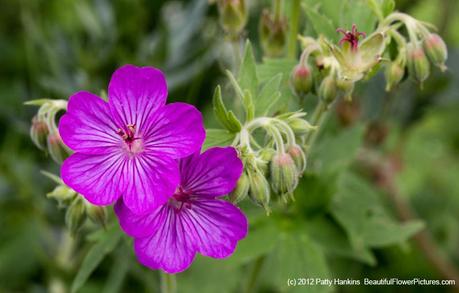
left=337, top=24, right=366, bottom=51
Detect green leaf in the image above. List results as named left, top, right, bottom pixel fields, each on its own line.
left=340, top=0, right=378, bottom=34
left=212, top=86, right=242, bottom=132
left=331, top=172, right=424, bottom=250
left=266, top=232, right=331, bottom=293
left=381, top=0, right=395, bottom=17
left=222, top=223, right=278, bottom=267
left=311, top=124, right=365, bottom=174
left=305, top=217, right=376, bottom=265
left=303, top=4, right=337, bottom=41
left=71, top=226, right=123, bottom=293
left=257, top=58, right=296, bottom=112
left=257, top=58, right=296, bottom=82
left=255, top=73, right=282, bottom=116
left=202, top=129, right=236, bottom=150
left=238, top=40, right=258, bottom=97
left=242, top=90, right=255, bottom=121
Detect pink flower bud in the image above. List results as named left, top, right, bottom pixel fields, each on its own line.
left=291, top=64, right=313, bottom=96
left=423, top=33, right=447, bottom=72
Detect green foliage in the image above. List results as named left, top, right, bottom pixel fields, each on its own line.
left=71, top=226, right=123, bottom=293
left=212, top=86, right=242, bottom=132
left=331, top=172, right=424, bottom=249
left=2, top=0, right=459, bottom=292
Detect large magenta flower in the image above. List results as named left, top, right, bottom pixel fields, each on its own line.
left=59, top=65, right=205, bottom=214
left=115, top=147, right=248, bottom=274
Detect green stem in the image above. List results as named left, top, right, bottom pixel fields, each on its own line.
left=273, top=0, right=282, bottom=22
left=287, top=0, right=301, bottom=58
left=160, top=272, right=176, bottom=293
left=244, top=255, right=266, bottom=293
left=304, top=100, right=329, bottom=152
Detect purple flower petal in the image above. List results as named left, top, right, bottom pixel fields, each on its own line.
left=134, top=206, right=196, bottom=274
left=59, top=91, right=120, bottom=155
left=119, top=196, right=247, bottom=274
left=122, top=155, right=179, bottom=214
left=182, top=198, right=248, bottom=258
left=61, top=152, right=127, bottom=205
left=115, top=198, right=161, bottom=238
left=180, top=147, right=243, bottom=197
left=142, top=103, right=205, bottom=159
left=108, top=65, right=167, bottom=132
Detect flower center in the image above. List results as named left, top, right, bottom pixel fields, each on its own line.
left=336, top=24, right=366, bottom=51
left=116, top=124, right=144, bottom=155
left=168, top=186, right=193, bottom=211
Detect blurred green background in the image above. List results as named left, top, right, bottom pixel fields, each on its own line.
left=1, top=0, right=459, bottom=292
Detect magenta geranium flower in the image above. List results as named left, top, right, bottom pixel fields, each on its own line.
left=115, top=147, right=248, bottom=274
left=59, top=65, right=205, bottom=214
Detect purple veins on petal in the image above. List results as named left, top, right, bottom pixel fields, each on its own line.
left=115, top=147, right=248, bottom=274
left=59, top=64, right=205, bottom=214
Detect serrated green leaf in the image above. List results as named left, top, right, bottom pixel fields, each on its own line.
left=331, top=172, right=424, bottom=250
left=255, top=73, right=283, bottom=116
left=212, top=86, right=242, bottom=132
left=202, top=129, right=236, bottom=150
left=303, top=4, right=337, bottom=41
left=71, top=226, right=123, bottom=293
left=238, top=40, right=258, bottom=97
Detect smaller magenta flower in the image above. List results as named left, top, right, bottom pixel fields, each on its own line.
left=59, top=65, right=205, bottom=214
left=337, top=24, right=366, bottom=51
left=115, top=147, right=247, bottom=274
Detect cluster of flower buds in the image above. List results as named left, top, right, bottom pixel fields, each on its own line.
left=229, top=113, right=313, bottom=212
left=216, top=0, right=247, bottom=38
left=43, top=172, right=107, bottom=235
left=381, top=12, right=448, bottom=89
left=259, top=0, right=287, bottom=57
left=290, top=30, right=375, bottom=103
left=27, top=99, right=71, bottom=163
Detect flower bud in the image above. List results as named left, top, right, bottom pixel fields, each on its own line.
left=30, top=115, right=49, bottom=150
left=217, top=0, right=247, bottom=36
left=319, top=75, right=337, bottom=104
left=270, top=152, right=299, bottom=197
left=85, top=202, right=108, bottom=228
left=423, top=33, right=447, bottom=72
left=407, top=43, right=430, bottom=86
left=384, top=61, right=405, bottom=91
left=256, top=148, right=275, bottom=175
left=247, top=169, right=271, bottom=213
left=287, top=145, right=306, bottom=174
left=287, top=117, right=316, bottom=137
left=47, top=131, right=70, bottom=164
left=259, top=9, right=287, bottom=57
left=65, top=197, right=86, bottom=235
left=291, top=64, right=313, bottom=96
left=47, top=185, right=77, bottom=208
left=229, top=171, right=250, bottom=203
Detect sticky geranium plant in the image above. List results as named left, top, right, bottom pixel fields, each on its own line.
left=25, top=0, right=452, bottom=292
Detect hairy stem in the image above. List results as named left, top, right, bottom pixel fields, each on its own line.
left=287, top=0, right=301, bottom=58
left=304, top=99, right=329, bottom=151
left=160, top=272, right=177, bottom=293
